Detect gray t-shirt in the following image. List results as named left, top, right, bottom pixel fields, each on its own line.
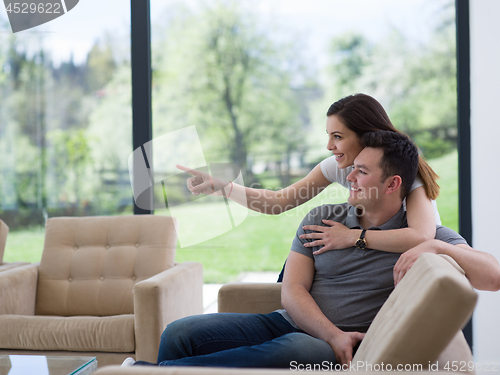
left=277, top=203, right=467, bottom=333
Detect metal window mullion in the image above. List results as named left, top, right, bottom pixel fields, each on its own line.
left=131, top=0, right=153, bottom=215
left=456, top=0, right=473, bottom=351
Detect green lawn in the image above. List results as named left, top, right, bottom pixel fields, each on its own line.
left=3, top=151, right=458, bottom=283
left=429, top=151, right=459, bottom=232
left=3, top=226, right=46, bottom=265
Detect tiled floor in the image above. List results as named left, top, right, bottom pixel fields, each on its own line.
left=203, top=272, right=279, bottom=313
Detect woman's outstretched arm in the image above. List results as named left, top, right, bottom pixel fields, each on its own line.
left=178, top=163, right=331, bottom=215
left=301, top=186, right=436, bottom=253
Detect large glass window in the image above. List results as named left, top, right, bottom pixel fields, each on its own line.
left=1, top=1, right=458, bottom=282
left=150, top=0, right=458, bottom=282
left=0, top=1, right=131, bottom=262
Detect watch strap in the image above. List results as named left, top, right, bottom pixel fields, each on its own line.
left=359, top=229, right=366, bottom=240
left=355, top=229, right=368, bottom=249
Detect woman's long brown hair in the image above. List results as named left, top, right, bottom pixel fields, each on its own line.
left=327, top=93, right=439, bottom=199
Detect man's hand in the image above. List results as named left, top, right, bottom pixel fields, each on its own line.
left=393, top=240, right=439, bottom=285
left=300, top=220, right=358, bottom=254
left=327, top=331, right=365, bottom=366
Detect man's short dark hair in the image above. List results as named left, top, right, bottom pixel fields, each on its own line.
left=361, top=131, right=419, bottom=198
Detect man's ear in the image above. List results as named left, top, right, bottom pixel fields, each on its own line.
left=385, top=175, right=402, bottom=195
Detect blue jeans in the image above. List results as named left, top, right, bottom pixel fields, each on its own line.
left=154, top=312, right=337, bottom=368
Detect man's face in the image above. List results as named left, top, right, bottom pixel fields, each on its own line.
left=346, top=147, right=389, bottom=210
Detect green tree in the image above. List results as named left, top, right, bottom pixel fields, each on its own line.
left=0, top=34, right=49, bottom=216
left=152, top=1, right=308, bottom=184
left=328, top=32, right=373, bottom=95
left=85, top=40, right=117, bottom=93
left=47, top=128, right=93, bottom=208
left=325, top=0, right=457, bottom=159
left=86, top=63, right=133, bottom=213
left=0, top=29, right=124, bottom=223
left=389, top=3, right=457, bottom=158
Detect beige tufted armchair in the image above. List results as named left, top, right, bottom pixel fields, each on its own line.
left=0, top=215, right=203, bottom=367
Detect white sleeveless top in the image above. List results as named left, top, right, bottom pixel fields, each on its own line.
left=320, top=156, right=441, bottom=225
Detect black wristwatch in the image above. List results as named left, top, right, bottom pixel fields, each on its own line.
left=355, top=229, right=368, bottom=249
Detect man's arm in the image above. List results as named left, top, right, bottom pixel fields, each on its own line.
left=281, top=251, right=364, bottom=365
left=394, top=240, right=500, bottom=291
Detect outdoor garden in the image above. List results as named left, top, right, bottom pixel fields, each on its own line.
left=0, top=0, right=459, bottom=283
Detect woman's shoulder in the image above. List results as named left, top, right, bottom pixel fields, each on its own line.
left=320, top=156, right=352, bottom=188
left=410, top=176, right=424, bottom=191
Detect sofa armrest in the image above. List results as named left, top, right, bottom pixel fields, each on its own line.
left=0, top=263, right=39, bottom=315
left=218, top=282, right=282, bottom=314
left=133, top=261, right=203, bottom=363
left=0, top=262, right=30, bottom=272
left=353, top=253, right=477, bottom=369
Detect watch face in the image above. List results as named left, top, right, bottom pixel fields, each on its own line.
left=356, top=239, right=367, bottom=249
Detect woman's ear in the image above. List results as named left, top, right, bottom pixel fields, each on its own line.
left=385, top=175, right=402, bottom=195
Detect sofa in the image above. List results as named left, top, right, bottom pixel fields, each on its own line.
left=0, top=215, right=204, bottom=367
left=94, top=252, right=477, bottom=374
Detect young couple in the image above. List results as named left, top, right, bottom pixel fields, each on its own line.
left=125, top=94, right=500, bottom=368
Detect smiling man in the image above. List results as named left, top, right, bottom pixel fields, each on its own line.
left=286, top=131, right=500, bottom=366
left=280, top=130, right=426, bottom=365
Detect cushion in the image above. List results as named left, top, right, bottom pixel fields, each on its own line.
left=0, top=314, right=135, bottom=352
left=35, top=215, right=177, bottom=316
left=353, top=253, right=477, bottom=367
left=218, top=282, right=283, bottom=313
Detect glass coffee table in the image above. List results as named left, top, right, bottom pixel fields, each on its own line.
left=0, top=355, right=97, bottom=375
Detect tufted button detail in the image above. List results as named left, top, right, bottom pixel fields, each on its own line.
left=100, top=276, right=104, bottom=281
left=68, top=277, right=72, bottom=282
left=135, top=243, right=140, bottom=248
left=105, top=245, right=110, bottom=249
left=132, top=276, right=136, bottom=281
left=73, top=246, right=78, bottom=250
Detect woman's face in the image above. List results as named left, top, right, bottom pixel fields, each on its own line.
left=326, top=115, right=363, bottom=169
